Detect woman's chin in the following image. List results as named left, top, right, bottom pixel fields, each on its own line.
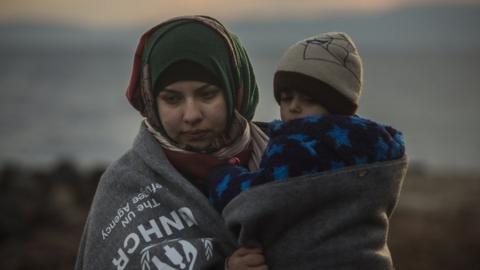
left=182, top=140, right=212, bottom=151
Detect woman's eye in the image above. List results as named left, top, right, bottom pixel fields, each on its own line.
left=200, top=89, right=220, bottom=100
left=160, top=95, right=182, bottom=105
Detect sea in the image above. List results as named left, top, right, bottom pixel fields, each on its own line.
left=1, top=9, right=480, bottom=171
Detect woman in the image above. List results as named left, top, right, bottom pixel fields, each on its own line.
left=75, top=16, right=269, bottom=270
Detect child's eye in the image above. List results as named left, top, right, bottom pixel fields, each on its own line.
left=280, top=96, right=292, bottom=103
left=300, top=95, right=314, bottom=103
left=280, top=93, right=293, bottom=102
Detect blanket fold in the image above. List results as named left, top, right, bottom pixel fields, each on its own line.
left=223, top=156, right=407, bottom=270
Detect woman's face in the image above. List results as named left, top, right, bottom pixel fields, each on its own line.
left=157, top=80, right=228, bottom=149
left=279, top=89, right=329, bottom=121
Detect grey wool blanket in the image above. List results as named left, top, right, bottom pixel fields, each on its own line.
left=75, top=124, right=237, bottom=270
left=75, top=123, right=407, bottom=270
left=223, top=156, right=407, bottom=270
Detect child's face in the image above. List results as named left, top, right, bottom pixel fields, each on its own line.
left=279, top=90, right=329, bottom=121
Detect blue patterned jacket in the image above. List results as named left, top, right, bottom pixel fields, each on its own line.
left=208, top=115, right=405, bottom=212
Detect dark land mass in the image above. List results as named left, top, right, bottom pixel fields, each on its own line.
left=0, top=161, right=479, bottom=269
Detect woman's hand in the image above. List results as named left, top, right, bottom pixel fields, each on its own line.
left=227, top=247, right=268, bottom=270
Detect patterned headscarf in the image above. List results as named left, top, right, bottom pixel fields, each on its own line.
left=125, top=15, right=259, bottom=133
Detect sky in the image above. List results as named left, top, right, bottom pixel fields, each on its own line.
left=0, top=0, right=478, bottom=27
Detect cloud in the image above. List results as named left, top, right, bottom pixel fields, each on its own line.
left=0, top=0, right=477, bottom=26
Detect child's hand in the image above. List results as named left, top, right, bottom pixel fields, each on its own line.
left=227, top=247, right=268, bottom=270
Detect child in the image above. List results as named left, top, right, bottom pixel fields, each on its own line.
left=208, top=32, right=405, bottom=212
left=211, top=32, right=407, bottom=270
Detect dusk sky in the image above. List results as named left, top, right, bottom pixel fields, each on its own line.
left=0, top=0, right=478, bottom=27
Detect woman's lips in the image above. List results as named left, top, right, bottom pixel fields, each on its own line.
left=182, top=130, right=210, bottom=140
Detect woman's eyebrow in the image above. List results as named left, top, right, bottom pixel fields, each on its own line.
left=158, top=89, right=178, bottom=95
left=195, top=83, right=214, bottom=92
left=162, top=83, right=212, bottom=93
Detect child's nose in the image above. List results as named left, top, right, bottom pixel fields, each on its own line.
left=289, top=97, right=302, bottom=113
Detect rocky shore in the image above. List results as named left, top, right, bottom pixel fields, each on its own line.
left=0, top=161, right=103, bottom=269
left=0, top=161, right=478, bottom=269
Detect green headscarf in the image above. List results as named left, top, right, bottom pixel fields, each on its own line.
left=127, top=16, right=258, bottom=132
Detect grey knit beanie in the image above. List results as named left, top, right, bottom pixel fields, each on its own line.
left=274, top=32, right=363, bottom=115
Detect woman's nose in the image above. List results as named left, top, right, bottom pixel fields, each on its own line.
left=183, top=100, right=202, bottom=124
